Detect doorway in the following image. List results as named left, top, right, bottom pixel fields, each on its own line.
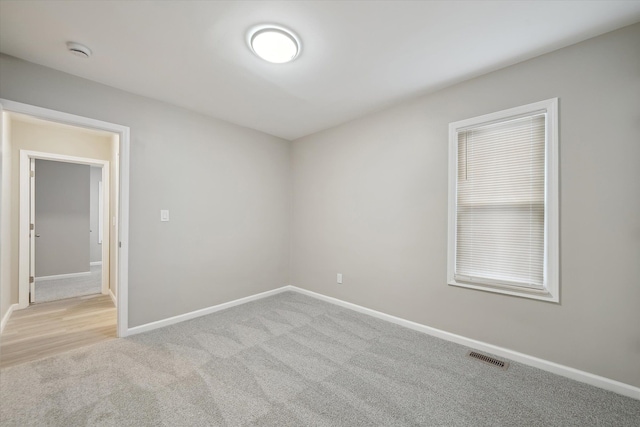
left=30, top=157, right=109, bottom=304
left=0, top=99, right=130, bottom=338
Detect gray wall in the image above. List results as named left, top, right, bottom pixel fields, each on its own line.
left=291, top=23, right=640, bottom=388
left=89, top=166, right=102, bottom=264
left=0, top=54, right=291, bottom=327
left=35, top=160, right=90, bottom=277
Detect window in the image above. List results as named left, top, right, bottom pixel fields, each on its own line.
left=447, top=98, right=559, bottom=302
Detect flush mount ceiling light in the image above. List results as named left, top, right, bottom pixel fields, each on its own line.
left=66, top=41, right=92, bottom=58
left=249, top=26, right=300, bottom=64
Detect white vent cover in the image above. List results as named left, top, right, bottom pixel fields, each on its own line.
left=66, top=42, right=92, bottom=58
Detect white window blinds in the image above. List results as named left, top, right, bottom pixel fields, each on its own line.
left=455, top=113, right=545, bottom=289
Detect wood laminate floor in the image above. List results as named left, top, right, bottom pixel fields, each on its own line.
left=0, top=294, right=116, bottom=368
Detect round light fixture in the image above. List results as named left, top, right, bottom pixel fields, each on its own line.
left=249, top=27, right=300, bottom=64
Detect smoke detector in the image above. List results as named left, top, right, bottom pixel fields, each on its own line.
left=66, top=42, right=92, bottom=58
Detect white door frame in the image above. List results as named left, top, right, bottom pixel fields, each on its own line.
left=21, top=151, right=110, bottom=302
left=28, top=158, right=35, bottom=303
left=1, top=98, right=130, bottom=338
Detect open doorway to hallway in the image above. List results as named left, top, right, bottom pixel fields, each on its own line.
left=0, top=99, right=130, bottom=341
left=0, top=103, right=129, bottom=367
left=32, top=160, right=105, bottom=304
left=13, top=114, right=115, bottom=310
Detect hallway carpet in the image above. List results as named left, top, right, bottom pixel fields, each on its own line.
left=1, top=291, right=638, bottom=426
left=35, top=265, right=102, bottom=303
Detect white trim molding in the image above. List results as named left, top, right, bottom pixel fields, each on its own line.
left=1, top=303, right=19, bottom=333
left=109, top=290, right=117, bottom=307
left=35, top=271, right=91, bottom=282
left=126, top=286, right=291, bottom=336
left=289, top=286, right=639, bottom=401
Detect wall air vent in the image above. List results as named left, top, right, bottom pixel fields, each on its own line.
left=468, top=351, right=509, bottom=370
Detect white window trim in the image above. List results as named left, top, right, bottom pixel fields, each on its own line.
left=447, top=98, right=559, bottom=303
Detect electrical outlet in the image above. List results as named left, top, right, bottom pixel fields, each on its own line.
left=337, top=273, right=343, bottom=284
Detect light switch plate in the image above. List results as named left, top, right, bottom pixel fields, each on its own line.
left=337, top=273, right=343, bottom=284
left=160, top=210, right=170, bottom=222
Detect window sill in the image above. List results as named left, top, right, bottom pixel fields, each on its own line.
left=448, top=279, right=559, bottom=303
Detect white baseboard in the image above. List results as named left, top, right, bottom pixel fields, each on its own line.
left=126, top=286, right=291, bottom=337
left=35, top=271, right=91, bottom=282
left=289, top=286, right=640, bottom=401
left=109, top=289, right=117, bottom=307
left=120, top=284, right=639, bottom=400
left=1, top=303, right=19, bottom=334
left=90, top=261, right=103, bottom=266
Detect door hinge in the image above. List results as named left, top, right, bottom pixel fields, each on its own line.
left=30, top=170, right=35, bottom=178
left=30, top=223, right=35, bottom=230
left=29, top=276, right=34, bottom=283
left=119, top=241, right=122, bottom=248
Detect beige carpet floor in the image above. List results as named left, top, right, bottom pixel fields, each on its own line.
left=35, top=265, right=102, bottom=303
left=1, top=291, right=638, bottom=426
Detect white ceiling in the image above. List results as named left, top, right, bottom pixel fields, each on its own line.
left=1, top=1, right=639, bottom=140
